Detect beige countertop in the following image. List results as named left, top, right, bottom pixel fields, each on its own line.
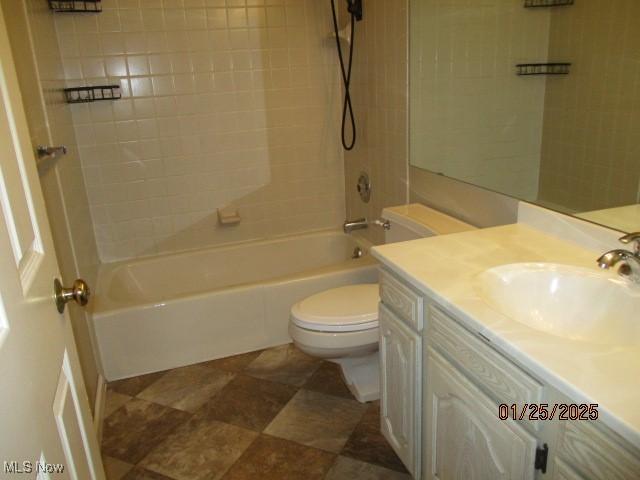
left=372, top=223, right=640, bottom=449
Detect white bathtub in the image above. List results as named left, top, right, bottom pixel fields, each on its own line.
left=92, top=230, right=378, bottom=381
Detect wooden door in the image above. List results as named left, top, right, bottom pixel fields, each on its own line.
left=0, top=3, right=104, bottom=478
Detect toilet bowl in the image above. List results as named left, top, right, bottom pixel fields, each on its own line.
left=288, top=204, right=475, bottom=403
left=289, top=284, right=380, bottom=402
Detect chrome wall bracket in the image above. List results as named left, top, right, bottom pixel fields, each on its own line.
left=36, top=145, right=67, bottom=163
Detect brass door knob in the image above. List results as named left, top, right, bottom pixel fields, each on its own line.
left=54, top=278, right=90, bottom=314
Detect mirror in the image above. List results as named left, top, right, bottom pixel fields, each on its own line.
left=409, top=0, right=640, bottom=233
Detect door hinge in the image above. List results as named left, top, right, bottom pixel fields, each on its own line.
left=535, top=443, right=549, bottom=474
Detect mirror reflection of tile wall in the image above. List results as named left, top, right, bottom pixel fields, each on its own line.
left=410, top=0, right=640, bottom=232
left=410, top=1, right=551, bottom=201
left=538, top=1, right=640, bottom=214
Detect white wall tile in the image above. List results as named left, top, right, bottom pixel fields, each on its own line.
left=59, top=0, right=346, bottom=262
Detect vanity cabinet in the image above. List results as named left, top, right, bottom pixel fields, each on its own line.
left=424, top=306, right=540, bottom=480
left=424, top=346, right=537, bottom=480
left=378, top=266, right=640, bottom=480
left=424, top=303, right=640, bottom=480
left=379, top=269, right=423, bottom=478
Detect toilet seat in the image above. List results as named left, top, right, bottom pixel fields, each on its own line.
left=290, top=284, right=379, bottom=333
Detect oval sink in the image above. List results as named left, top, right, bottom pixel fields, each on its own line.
left=476, top=263, right=640, bottom=346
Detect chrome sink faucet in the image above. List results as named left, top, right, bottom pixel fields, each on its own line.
left=597, top=233, right=640, bottom=283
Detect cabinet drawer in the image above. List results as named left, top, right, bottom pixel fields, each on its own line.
left=429, top=306, right=543, bottom=430
left=379, top=269, right=423, bottom=331
left=558, top=421, right=640, bottom=480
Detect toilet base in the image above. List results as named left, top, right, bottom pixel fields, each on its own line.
left=332, top=352, right=380, bottom=403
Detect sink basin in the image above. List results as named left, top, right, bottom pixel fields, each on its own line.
left=476, top=263, right=640, bottom=346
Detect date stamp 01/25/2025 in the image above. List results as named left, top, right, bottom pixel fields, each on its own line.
left=499, top=403, right=599, bottom=422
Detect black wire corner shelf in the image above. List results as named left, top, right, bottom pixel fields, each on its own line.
left=64, top=85, right=121, bottom=104
left=516, top=63, right=571, bottom=76
left=524, top=0, right=574, bottom=7
left=48, top=0, right=102, bottom=13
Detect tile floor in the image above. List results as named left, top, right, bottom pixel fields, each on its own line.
left=102, top=344, right=411, bottom=480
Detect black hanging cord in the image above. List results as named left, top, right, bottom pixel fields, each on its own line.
left=330, top=0, right=357, bottom=151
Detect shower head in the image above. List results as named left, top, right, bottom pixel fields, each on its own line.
left=347, top=0, right=363, bottom=21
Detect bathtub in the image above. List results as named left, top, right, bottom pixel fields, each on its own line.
left=92, top=230, right=378, bottom=380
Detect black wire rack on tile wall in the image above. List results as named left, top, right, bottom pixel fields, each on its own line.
left=516, top=63, right=571, bottom=76
left=48, top=0, right=102, bottom=13
left=524, top=0, right=574, bottom=7
left=63, top=85, right=121, bottom=104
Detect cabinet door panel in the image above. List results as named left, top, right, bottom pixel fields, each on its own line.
left=558, top=421, right=640, bottom=480
left=380, top=304, right=421, bottom=477
left=425, top=347, right=537, bottom=480
left=554, top=459, right=587, bottom=480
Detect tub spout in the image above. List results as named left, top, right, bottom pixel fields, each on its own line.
left=343, top=218, right=368, bottom=233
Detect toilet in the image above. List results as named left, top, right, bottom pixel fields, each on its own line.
left=289, top=204, right=475, bottom=402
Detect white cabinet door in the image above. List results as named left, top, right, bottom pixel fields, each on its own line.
left=0, top=3, right=104, bottom=479
left=380, top=304, right=421, bottom=477
left=424, top=347, right=537, bottom=480
left=553, top=459, right=587, bottom=480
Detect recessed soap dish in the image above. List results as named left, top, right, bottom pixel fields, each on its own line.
left=218, top=206, right=241, bottom=226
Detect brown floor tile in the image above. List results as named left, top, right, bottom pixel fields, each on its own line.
left=109, top=372, right=167, bottom=397
left=302, top=362, right=355, bottom=400
left=221, top=434, right=335, bottom=480
left=137, top=363, right=234, bottom=412
left=324, top=456, right=412, bottom=480
left=203, top=350, right=263, bottom=373
left=140, top=416, right=258, bottom=480
left=264, top=389, right=367, bottom=453
left=341, top=401, right=408, bottom=473
left=103, top=455, right=133, bottom=480
left=121, top=467, right=174, bottom=480
left=198, top=374, right=297, bottom=431
left=102, top=398, right=191, bottom=464
left=104, top=391, right=133, bottom=419
left=245, top=344, right=321, bottom=386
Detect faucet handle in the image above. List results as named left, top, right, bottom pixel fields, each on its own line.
left=372, top=219, right=391, bottom=231
left=619, top=232, right=640, bottom=254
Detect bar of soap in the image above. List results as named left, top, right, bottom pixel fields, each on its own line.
left=217, top=206, right=241, bottom=225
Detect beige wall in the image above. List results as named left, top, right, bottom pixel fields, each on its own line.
left=2, top=0, right=102, bottom=409
left=538, top=0, right=640, bottom=213
left=56, top=0, right=346, bottom=262
left=343, top=0, right=409, bottom=245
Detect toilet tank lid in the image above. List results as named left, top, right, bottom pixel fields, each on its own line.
left=382, top=203, right=476, bottom=237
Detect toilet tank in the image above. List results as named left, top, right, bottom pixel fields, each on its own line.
left=382, top=204, right=475, bottom=243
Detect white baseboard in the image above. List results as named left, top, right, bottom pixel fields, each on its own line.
left=93, top=374, right=107, bottom=443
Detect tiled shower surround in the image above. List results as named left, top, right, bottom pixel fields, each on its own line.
left=343, top=0, right=409, bottom=246
left=57, top=0, right=347, bottom=262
